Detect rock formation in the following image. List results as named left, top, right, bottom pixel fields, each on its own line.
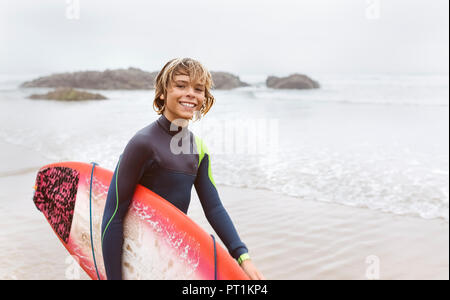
left=266, top=74, right=320, bottom=89
left=28, top=87, right=107, bottom=101
left=21, top=68, right=250, bottom=90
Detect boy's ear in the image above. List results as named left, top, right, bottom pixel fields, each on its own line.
left=160, top=94, right=165, bottom=100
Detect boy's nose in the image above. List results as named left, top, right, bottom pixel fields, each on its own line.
left=186, top=87, right=195, bottom=96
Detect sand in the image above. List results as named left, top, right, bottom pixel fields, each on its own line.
left=0, top=141, right=448, bottom=280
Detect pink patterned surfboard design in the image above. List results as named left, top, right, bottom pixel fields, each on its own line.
left=33, top=162, right=249, bottom=280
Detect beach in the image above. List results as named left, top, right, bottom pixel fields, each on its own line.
left=0, top=73, right=448, bottom=280
left=1, top=0, right=448, bottom=281
left=2, top=0, right=448, bottom=281
left=0, top=140, right=448, bottom=280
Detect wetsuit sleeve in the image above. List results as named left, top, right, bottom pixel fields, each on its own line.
left=194, top=150, right=248, bottom=259
left=101, top=134, right=152, bottom=280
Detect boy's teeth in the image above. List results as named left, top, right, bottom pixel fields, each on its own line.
left=181, top=102, right=195, bottom=107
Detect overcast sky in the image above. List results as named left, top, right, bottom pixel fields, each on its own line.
left=0, top=0, right=448, bottom=77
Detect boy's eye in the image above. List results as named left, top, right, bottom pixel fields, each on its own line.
left=177, top=85, right=185, bottom=88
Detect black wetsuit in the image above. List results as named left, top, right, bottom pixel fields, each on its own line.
left=101, top=114, right=248, bottom=279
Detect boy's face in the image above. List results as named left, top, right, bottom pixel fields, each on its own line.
left=162, top=74, right=205, bottom=122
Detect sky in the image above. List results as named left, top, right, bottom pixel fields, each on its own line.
left=0, top=0, right=449, bottom=77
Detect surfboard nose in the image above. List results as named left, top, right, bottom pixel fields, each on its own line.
left=33, top=166, right=80, bottom=243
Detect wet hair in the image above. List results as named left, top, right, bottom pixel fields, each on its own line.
left=153, top=58, right=215, bottom=121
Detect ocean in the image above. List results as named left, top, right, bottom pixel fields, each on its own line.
left=0, top=73, right=448, bottom=223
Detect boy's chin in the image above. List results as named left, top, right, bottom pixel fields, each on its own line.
left=175, top=111, right=194, bottom=120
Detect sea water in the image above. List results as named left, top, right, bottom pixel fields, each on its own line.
left=0, top=73, right=448, bottom=221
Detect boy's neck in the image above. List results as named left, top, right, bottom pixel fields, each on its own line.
left=163, top=111, right=190, bottom=128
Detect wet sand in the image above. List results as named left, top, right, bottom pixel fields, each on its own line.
left=0, top=141, right=448, bottom=280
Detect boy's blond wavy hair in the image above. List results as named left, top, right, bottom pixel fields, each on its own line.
left=153, top=58, right=215, bottom=121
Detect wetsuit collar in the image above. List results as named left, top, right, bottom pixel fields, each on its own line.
left=157, top=114, right=189, bottom=137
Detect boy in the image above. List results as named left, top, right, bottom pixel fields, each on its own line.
left=101, top=58, right=264, bottom=280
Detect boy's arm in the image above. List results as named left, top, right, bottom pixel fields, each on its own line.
left=194, top=149, right=248, bottom=260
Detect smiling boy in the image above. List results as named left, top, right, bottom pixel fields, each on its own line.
left=101, top=58, right=264, bottom=280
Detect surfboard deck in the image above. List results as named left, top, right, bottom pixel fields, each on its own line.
left=32, top=161, right=249, bottom=280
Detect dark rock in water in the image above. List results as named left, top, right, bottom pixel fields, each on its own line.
left=21, top=67, right=158, bottom=90
left=266, top=74, right=320, bottom=89
left=210, top=71, right=250, bottom=89
left=28, top=87, right=107, bottom=101
left=20, top=67, right=250, bottom=90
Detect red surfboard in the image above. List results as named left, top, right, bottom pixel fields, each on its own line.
left=32, top=161, right=249, bottom=280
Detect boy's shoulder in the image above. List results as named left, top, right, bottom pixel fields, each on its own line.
left=193, top=134, right=210, bottom=155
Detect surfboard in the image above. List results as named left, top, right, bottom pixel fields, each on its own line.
left=32, top=161, right=249, bottom=280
